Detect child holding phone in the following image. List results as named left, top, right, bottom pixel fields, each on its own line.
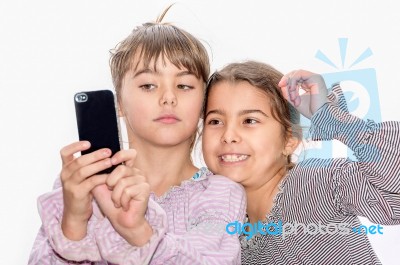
left=202, top=61, right=400, bottom=264
left=28, top=9, right=246, bottom=265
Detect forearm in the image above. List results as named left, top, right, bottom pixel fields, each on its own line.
left=37, top=188, right=103, bottom=262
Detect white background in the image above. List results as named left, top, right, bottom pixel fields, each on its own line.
left=1, top=0, right=399, bottom=264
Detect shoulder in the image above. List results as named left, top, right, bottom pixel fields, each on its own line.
left=208, top=173, right=239, bottom=185
left=294, top=157, right=349, bottom=172
left=287, top=158, right=351, bottom=189
left=205, top=172, right=245, bottom=194
left=191, top=170, right=246, bottom=220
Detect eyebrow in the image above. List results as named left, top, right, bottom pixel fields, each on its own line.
left=205, top=109, right=268, bottom=118
left=238, top=109, right=268, bottom=117
left=176, top=70, right=195, bottom=77
left=133, top=69, right=195, bottom=78
left=205, top=109, right=225, bottom=118
left=133, top=68, right=153, bottom=78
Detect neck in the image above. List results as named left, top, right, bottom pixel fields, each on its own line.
left=129, top=139, right=198, bottom=196
left=244, top=166, right=287, bottom=223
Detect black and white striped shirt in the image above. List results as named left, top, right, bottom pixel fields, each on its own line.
left=241, top=84, right=400, bottom=265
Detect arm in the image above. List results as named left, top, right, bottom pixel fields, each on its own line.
left=279, top=70, right=400, bottom=224
left=28, top=225, right=71, bottom=265
left=309, top=84, right=400, bottom=224
left=94, top=176, right=247, bottom=265
left=28, top=140, right=113, bottom=264
left=28, top=186, right=105, bottom=264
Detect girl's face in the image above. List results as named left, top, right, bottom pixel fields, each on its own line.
left=202, top=81, right=290, bottom=187
left=119, top=56, right=204, bottom=148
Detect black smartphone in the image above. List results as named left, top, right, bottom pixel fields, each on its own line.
left=74, top=90, right=122, bottom=174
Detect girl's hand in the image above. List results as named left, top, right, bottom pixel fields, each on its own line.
left=278, top=69, right=328, bottom=119
left=60, top=141, right=112, bottom=240
left=92, top=149, right=153, bottom=247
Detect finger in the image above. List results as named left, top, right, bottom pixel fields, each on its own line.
left=70, top=157, right=112, bottom=184
left=288, top=78, right=301, bottom=106
left=82, top=173, right=108, bottom=193
left=106, top=164, right=143, bottom=188
left=111, top=149, right=137, bottom=167
left=106, top=164, right=132, bottom=189
left=278, top=69, right=298, bottom=88
left=289, top=85, right=299, bottom=102
left=287, top=71, right=301, bottom=94
left=60, top=141, right=90, bottom=165
left=65, top=148, right=112, bottom=179
left=278, top=75, right=289, bottom=88
left=92, top=184, right=118, bottom=217
left=120, top=183, right=150, bottom=211
left=280, top=77, right=303, bottom=116
left=292, top=96, right=301, bottom=107
left=111, top=174, right=146, bottom=208
left=280, top=81, right=290, bottom=101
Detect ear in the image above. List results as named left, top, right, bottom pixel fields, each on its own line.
left=283, top=135, right=301, bottom=156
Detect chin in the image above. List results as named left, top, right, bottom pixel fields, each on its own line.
left=155, top=134, right=191, bottom=146
left=214, top=168, right=244, bottom=184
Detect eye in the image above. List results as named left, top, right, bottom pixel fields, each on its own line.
left=243, top=118, right=258, bottom=124
left=207, top=119, right=223, bottom=125
left=177, top=84, right=194, bottom=90
left=140, top=84, right=156, bottom=91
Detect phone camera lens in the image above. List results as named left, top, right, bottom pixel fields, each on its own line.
left=75, top=93, right=88, bottom=103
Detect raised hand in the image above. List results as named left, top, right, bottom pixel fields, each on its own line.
left=60, top=141, right=112, bottom=240
left=278, top=69, right=328, bottom=119
left=92, top=149, right=153, bottom=247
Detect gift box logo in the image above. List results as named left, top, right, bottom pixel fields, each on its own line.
left=299, top=38, right=381, bottom=160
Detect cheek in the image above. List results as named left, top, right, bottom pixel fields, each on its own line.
left=182, top=96, right=203, bottom=122
left=122, top=100, right=148, bottom=125
left=121, top=86, right=151, bottom=111
left=190, top=94, right=203, bottom=112
left=252, top=130, right=285, bottom=156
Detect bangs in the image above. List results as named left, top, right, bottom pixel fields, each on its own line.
left=131, top=24, right=208, bottom=81
left=110, top=23, right=210, bottom=99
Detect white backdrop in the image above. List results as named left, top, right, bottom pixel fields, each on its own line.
left=1, top=0, right=399, bottom=264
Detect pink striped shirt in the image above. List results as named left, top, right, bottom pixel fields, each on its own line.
left=28, top=167, right=246, bottom=264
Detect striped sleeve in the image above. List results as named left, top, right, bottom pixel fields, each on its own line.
left=28, top=178, right=106, bottom=264
left=309, top=84, right=400, bottom=224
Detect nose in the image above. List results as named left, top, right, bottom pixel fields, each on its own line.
left=159, top=86, right=177, bottom=106
left=221, top=125, right=240, bottom=144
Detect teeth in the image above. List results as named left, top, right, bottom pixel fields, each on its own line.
left=221, top=154, right=248, bottom=162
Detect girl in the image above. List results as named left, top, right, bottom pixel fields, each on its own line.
left=28, top=13, right=246, bottom=265
left=202, top=61, right=400, bottom=264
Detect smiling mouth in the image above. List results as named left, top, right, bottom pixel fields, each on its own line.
left=220, top=154, right=249, bottom=162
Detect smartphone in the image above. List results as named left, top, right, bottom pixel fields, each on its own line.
left=74, top=90, right=122, bottom=174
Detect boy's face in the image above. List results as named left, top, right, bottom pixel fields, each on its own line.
left=119, top=56, right=204, bottom=149
left=202, top=81, right=288, bottom=187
